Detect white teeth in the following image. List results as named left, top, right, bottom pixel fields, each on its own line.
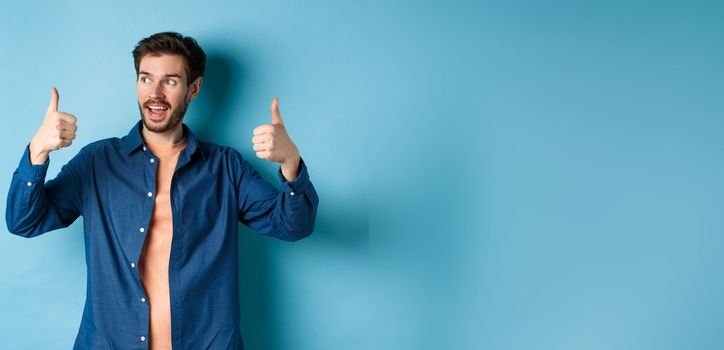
left=148, top=106, right=167, bottom=110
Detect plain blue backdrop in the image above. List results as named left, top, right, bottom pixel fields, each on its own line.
left=2, top=0, right=724, bottom=349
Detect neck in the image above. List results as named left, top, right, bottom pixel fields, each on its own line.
left=141, top=123, right=185, bottom=145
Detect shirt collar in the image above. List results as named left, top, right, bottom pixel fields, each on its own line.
left=121, top=120, right=204, bottom=160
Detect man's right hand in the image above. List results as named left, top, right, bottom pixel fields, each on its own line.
left=29, top=87, right=78, bottom=165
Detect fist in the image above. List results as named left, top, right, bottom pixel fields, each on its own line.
left=251, top=97, right=299, bottom=165
left=30, top=87, right=78, bottom=159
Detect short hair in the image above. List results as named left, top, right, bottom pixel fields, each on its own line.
left=132, top=32, right=206, bottom=85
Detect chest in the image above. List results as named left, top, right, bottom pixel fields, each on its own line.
left=82, top=152, right=240, bottom=263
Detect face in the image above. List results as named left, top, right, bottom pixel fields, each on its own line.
left=136, top=54, right=201, bottom=134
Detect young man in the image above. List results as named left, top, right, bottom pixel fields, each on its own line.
left=6, top=32, right=319, bottom=349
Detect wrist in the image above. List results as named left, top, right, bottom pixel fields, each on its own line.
left=29, top=141, right=46, bottom=155
left=281, top=154, right=300, bottom=168
left=280, top=154, right=301, bottom=182
left=28, top=140, right=50, bottom=165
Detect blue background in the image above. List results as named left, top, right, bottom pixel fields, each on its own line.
left=1, top=1, right=723, bottom=349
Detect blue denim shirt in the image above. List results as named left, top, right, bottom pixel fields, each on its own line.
left=5, top=121, right=319, bottom=349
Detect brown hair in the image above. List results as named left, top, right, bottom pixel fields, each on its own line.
left=132, top=32, right=206, bottom=85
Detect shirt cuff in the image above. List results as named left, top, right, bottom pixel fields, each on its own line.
left=17, top=144, right=50, bottom=183
left=277, top=157, right=311, bottom=194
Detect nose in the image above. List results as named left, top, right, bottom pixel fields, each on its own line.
left=149, top=81, right=165, bottom=100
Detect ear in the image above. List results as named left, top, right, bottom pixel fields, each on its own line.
left=187, top=77, right=203, bottom=101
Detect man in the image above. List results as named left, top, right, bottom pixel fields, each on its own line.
left=6, top=32, right=319, bottom=349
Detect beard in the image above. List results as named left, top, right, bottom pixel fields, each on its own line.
left=138, top=98, right=188, bottom=133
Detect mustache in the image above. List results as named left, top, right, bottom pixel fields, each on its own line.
left=143, top=100, right=171, bottom=108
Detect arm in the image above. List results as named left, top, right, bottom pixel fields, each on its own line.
left=240, top=97, right=319, bottom=241
left=6, top=145, right=86, bottom=238
left=5, top=87, right=82, bottom=238
left=237, top=154, right=319, bottom=241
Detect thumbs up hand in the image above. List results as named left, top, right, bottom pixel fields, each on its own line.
left=251, top=97, right=301, bottom=180
left=29, top=87, right=78, bottom=164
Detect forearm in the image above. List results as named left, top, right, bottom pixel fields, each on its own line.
left=275, top=157, right=318, bottom=240
left=6, top=147, right=53, bottom=237
left=6, top=146, right=82, bottom=237
left=240, top=156, right=319, bottom=241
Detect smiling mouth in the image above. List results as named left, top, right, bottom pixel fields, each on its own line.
left=145, top=103, right=170, bottom=119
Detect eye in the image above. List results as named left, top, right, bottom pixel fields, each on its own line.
left=140, top=77, right=151, bottom=84
left=164, top=79, right=177, bottom=87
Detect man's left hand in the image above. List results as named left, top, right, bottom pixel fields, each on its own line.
left=252, top=97, right=301, bottom=180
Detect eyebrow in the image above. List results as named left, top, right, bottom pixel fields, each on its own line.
left=138, top=71, right=183, bottom=79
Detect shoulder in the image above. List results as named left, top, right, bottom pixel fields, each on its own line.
left=75, top=137, right=124, bottom=158
left=195, top=141, right=253, bottom=182
left=197, top=140, right=246, bottom=163
left=83, top=137, right=121, bottom=151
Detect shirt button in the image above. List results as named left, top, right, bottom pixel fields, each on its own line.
left=141, top=297, right=146, bottom=303
left=131, top=262, right=136, bottom=268
left=143, top=146, right=147, bottom=151
left=139, top=227, right=145, bottom=233
left=147, top=192, right=153, bottom=197
left=150, top=158, right=155, bottom=164
left=26, top=182, right=32, bottom=187
left=140, top=336, right=146, bottom=342
left=290, top=191, right=295, bottom=196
